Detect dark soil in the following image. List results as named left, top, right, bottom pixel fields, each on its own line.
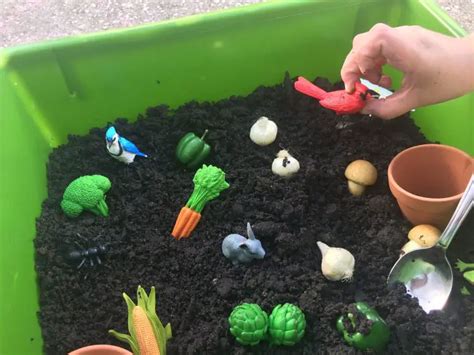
left=35, top=75, right=474, bottom=354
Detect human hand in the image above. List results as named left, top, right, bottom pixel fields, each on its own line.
left=341, top=24, right=474, bottom=119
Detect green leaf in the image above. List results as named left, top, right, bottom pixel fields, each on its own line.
left=108, top=330, right=139, bottom=354
left=123, top=292, right=137, bottom=340
left=147, top=287, right=156, bottom=314
left=139, top=286, right=171, bottom=355
left=165, top=323, right=172, bottom=340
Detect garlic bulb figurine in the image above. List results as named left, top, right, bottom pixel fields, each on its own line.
left=250, top=116, right=278, bottom=146
left=272, top=150, right=300, bottom=177
left=317, top=241, right=355, bottom=282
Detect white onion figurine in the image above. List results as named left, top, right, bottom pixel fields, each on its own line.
left=317, top=241, right=355, bottom=282
left=272, top=150, right=300, bottom=177
left=249, top=116, right=278, bottom=146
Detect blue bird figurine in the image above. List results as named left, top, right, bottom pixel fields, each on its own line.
left=105, top=126, right=148, bottom=164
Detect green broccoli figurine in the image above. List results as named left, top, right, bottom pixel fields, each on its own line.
left=268, top=303, right=306, bottom=346
left=61, top=175, right=111, bottom=218
left=229, top=303, right=268, bottom=346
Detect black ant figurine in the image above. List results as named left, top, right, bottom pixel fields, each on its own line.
left=65, top=233, right=107, bottom=269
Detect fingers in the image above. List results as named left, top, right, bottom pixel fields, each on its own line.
left=342, top=52, right=387, bottom=91
left=378, top=75, right=392, bottom=89
left=341, top=51, right=360, bottom=93
left=362, top=89, right=416, bottom=119
left=361, top=68, right=383, bottom=86
left=341, top=46, right=385, bottom=92
left=341, top=24, right=394, bottom=92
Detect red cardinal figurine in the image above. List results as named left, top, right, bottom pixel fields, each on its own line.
left=294, top=76, right=372, bottom=115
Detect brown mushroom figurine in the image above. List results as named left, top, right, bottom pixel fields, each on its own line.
left=344, top=160, right=378, bottom=196
left=408, top=224, right=441, bottom=247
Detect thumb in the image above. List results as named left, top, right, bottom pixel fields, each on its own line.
left=362, top=89, right=416, bottom=119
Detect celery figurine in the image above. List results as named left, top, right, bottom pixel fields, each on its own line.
left=171, top=164, right=229, bottom=239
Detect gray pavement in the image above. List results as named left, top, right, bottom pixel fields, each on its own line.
left=438, top=0, right=473, bottom=33
left=0, top=0, right=472, bottom=48
left=0, top=0, right=262, bottom=48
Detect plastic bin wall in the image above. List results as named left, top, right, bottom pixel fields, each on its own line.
left=0, top=0, right=471, bottom=353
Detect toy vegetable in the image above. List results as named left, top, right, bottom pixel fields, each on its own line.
left=317, top=241, right=355, bottom=281
left=408, top=224, right=441, bottom=247
left=171, top=165, right=229, bottom=239
left=464, top=271, right=474, bottom=285
left=249, top=117, right=278, bottom=146
left=176, top=130, right=211, bottom=169
left=61, top=175, right=111, bottom=218
left=337, top=302, right=390, bottom=352
left=268, top=304, right=306, bottom=346
left=456, top=259, right=474, bottom=286
left=109, top=286, right=172, bottom=355
left=400, top=224, right=441, bottom=256
left=344, top=160, right=377, bottom=196
left=272, top=150, right=300, bottom=177
left=228, top=303, right=268, bottom=346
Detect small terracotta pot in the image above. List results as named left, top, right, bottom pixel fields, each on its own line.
left=69, top=344, right=132, bottom=355
left=388, top=144, right=473, bottom=229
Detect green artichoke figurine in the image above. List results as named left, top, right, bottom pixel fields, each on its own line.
left=228, top=303, right=268, bottom=346
left=268, top=303, right=306, bottom=346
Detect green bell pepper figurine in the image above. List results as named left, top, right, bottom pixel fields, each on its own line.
left=337, top=302, right=390, bottom=352
left=176, top=130, right=211, bottom=169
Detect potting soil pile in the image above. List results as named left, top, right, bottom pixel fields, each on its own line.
left=35, top=76, right=474, bottom=354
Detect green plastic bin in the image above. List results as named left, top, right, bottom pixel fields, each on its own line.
left=0, top=0, right=472, bottom=353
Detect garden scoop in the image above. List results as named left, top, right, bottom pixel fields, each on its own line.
left=388, top=175, right=474, bottom=313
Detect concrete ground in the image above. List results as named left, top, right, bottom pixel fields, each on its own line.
left=438, top=0, right=473, bottom=33
left=0, top=0, right=472, bottom=48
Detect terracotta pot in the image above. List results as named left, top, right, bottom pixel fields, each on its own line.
left=388, top=144, right=473, bottom=229
left=69, top=345, right=132, bottom=355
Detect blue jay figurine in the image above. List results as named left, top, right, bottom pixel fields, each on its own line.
left=105, top=126, right=148, bottom=164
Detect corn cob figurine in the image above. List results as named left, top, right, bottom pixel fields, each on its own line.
left=109, top=286, right=172, bottom=355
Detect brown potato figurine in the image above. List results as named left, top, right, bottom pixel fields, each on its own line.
left=408, top=224, right=441, bottom=248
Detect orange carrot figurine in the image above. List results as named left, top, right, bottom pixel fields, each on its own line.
left=172, top=164, right=230, bottom=239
